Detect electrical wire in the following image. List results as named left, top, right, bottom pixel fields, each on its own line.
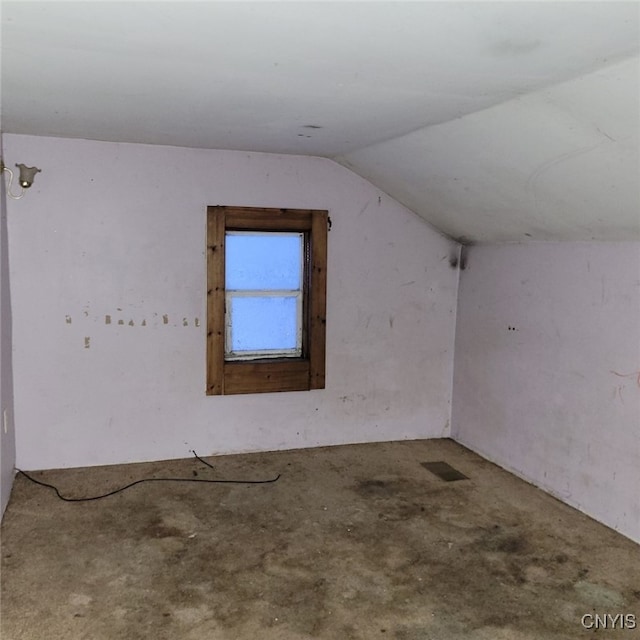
left=15, top=451, right=280, bottom=502
left=191, top=450, right=216, bottom=470
left=1, top=166, right=25, bottom=200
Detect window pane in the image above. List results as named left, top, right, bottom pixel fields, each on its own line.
left=228, top=296, right=300, bottom=354
left=226, top=232, right=302, bottom=290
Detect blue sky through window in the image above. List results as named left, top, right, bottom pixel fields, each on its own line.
left=229, top=297, right=298, bottom=352
left=226, top=233, right=302, bottom=290
left=225, top=232, right=303, bottom=357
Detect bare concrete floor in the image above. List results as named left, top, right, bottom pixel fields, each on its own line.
left=1, top=439, right=639, bottom=639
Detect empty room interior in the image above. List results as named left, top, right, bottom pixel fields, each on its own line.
left=1, top=2, right=639, bottom=639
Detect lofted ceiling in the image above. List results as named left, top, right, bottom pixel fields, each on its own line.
left=1, top=1, right=639, bottom=242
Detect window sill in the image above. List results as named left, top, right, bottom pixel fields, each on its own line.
left=221, top=358, right=311, bottom=395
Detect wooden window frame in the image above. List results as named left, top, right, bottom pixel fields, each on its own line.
left=207, top=206, right=327, bottom=395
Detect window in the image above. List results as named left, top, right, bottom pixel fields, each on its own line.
left=225, top=232, right=303, bottom=360
left=206, top=206, right=328, bottom=395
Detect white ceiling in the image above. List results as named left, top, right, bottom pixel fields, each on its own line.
left=2, top=1, right=639, bottom=242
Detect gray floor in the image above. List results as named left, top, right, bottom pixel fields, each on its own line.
left=1, top=439, right=639, bottom=639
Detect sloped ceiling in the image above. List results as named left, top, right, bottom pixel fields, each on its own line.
left=1, top=1, right=638, bottom=242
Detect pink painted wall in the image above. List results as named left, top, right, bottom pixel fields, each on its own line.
left=4, top=134, right=459, bottom=471
left=452, top=242, right=640, bottom=543
left=0, top=132, right=17, bottom=518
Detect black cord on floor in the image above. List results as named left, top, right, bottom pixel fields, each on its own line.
left=191, top=449, right=216, bottom=471
left=15, top=451, right=280, bottom=502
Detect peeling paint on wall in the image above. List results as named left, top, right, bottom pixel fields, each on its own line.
left=84, top=337, right=90, bottom=349
left=95, top=312, right=200, bottom=328
left=65, top=315, right=72, bottom=324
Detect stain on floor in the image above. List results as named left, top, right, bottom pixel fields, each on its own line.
left=1, top=439, right=639, bottom=639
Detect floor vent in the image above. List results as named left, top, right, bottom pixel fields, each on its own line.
left=421, top=461, right=469, bottom=482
